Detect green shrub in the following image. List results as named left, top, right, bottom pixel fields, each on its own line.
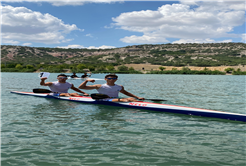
left=118, top=65, right=128, bottom=71
left=159, top=66, right=166, bottom=71
left=25, top=64, right=34, bottom=69
left=129, top=67, right=135, bottom=71
left=15, top=64, right=23, bottom=69
left=106, top=65, right=115, bottom=71
left=1, top=64, right=5, bottom=68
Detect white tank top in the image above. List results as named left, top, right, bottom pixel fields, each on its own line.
left=49, top=81, right=72, bottom=93
left=97, top=84, right=122, bottom=98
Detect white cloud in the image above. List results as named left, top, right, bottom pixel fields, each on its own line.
left=172, top=38, right=232, bottom=44
left=2, top=40, right=20, bottom=45
left=87, top=45, right=116, bottom=49
left=1, top=0, right=124, bottom=6
left=242, top=34, right=246, bottom=43
left=57, top=45, right=86, bottom=49
left=112, top=1, right=245, bottom=44
left=120, top=34, right=169, bottom=43
left=57, top=44, right=116, bottom=49
left=23, top=43, right=32, bottom=46
left=178, top=0, right=198, bottom=6
left=86, top=34, right=93, bottom=38
left=180, top=0, right=246, bottom=11
left=1, top=5, right=82, bottom=44
left=221, top=39, right=233, bottom=43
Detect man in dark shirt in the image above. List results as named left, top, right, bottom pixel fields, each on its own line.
left=71, top=72, right=78, bottom=78
left=81, top=72, right=91, bottom=78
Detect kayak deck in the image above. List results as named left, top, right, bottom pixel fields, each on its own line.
left=10, top=91, right=246, bottom=122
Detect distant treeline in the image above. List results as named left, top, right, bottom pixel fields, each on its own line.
left=147, top=67, right=225, bottom=75
left=0, top=63, right=141, bottom=74
left=147, top=67, right=246, bottom=75
left=1, top=63, right=246, bottom=75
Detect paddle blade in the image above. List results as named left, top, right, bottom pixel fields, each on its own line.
left=91, top=93, right=110, bottom=100
left=33, top=88, right=52, bottom=93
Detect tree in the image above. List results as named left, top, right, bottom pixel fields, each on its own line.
left=1, top=64, right=5, bottom=69
left=106, top=65, right=115, bottom=71
left=15, top=64, right=23, bottom=69
left=181, top=67, right=191, bottom=71
left=88, top=65, right=95, bottom=71
left=159, top=66, right=166, bottom=71
left=224, top=68, right=234, bottom=73
left=77, top=64, right=87, bottom=70
left=26, top=64, right=34, bottom=69
left=236, top=68, right=241, bottom=72
left=129, top=67, right=135, bottom=71
left=114, top=53, right=120, bottom=60
left=7, top=64, right=16, bottom=68
left=118, top=65, right=128, bottom=71
left=97, top=66, right=106, bottom=71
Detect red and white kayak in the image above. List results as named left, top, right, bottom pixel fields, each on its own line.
left=11, top=91, right=246, bottom=122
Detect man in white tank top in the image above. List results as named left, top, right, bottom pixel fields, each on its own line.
left=40, top=74, right=89, bottom=97
left=78, top=74, right=144, bottom=102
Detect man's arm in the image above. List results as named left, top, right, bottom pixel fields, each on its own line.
left=120, top=86, right=145, bottom=100
left=78, top=79, right=101, bottom=90
left=70, top=84, right=89, bottom=96
left=40, top=77, right=53, bottom=86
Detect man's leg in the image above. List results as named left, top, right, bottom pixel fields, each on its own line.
left=59, top=93, right=70, bottom=97
left=111, top=97, right=137, bottom=102
left=69, top=93, right=80, bottom=97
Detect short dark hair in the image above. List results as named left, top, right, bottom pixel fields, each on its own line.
left=105, top=74, right=118, bottom=79
left=57, top=74, right=67, bottom=77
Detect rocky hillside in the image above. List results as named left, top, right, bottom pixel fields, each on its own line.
left=1, top=43, right=246, bottom=67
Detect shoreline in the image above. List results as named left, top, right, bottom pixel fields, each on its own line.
left=2, top=64, right=245, bottom=75
left=115, top=64, right=246, bottom=72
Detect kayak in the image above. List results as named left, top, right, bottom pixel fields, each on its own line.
left=10, top=91, right=246, bottom=122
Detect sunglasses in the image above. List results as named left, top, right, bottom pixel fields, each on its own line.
left=58, top=77, right=67, bottom=79
left=107, top=78, right=117, bottom=80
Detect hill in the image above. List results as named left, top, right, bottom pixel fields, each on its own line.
left=1, top=43, right=246, bottom=68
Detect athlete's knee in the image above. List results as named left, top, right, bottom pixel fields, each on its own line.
left=70, top=93, right=80, bottom=96
left=60, top=93, right=70, bottom=97
left=126, top=97, right=137, bottom=102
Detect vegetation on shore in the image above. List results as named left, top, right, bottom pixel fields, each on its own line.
left=148, top=67, right=226, bottom=75
left=1, top=63, right=246, bottom=75
left=148, top=67, right=246, bottom=75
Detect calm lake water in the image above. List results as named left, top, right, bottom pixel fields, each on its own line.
left=1, top=73, right=246, bottom=166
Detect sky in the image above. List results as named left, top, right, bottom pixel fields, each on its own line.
left=1, top=0, right=246, bottom=49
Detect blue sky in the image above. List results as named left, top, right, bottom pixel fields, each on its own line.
left=1, top=0, right=245, bottom=49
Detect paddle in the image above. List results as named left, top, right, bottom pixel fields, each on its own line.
left=90, top=93, right=110, bottom=99
left=142, top=98, right=167, bottom=102
left=33, top=88, right=52, bottom=93
left=90, top=93, right=167, bottom=101
left=33, top=89, right=167, bottom=101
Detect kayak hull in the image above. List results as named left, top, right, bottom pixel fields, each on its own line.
left=10, top=91, right=246, bottom=122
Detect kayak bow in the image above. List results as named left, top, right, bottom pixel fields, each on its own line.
left=10, top=91, right=246, bottom=122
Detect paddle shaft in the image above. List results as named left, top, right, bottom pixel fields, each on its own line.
left=33, top=89, right=167, bottom=101
left=142, top=99, right=167, bottom=101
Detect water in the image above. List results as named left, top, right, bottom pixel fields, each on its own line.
left=1, top=73, right=246, bottom=166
